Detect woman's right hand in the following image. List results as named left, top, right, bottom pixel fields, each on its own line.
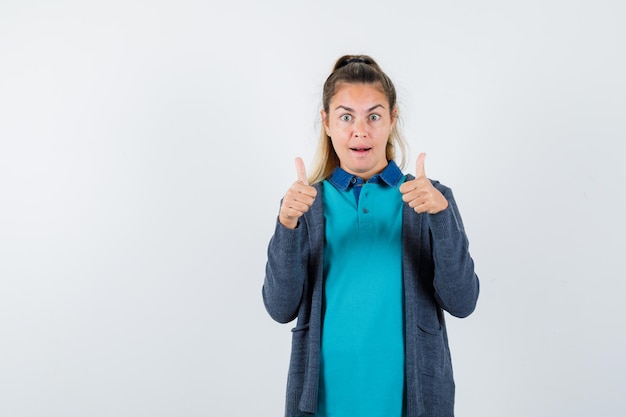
left=279, top=157, right=317, bottom=229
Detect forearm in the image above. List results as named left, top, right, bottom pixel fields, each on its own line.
left=429, top=190, right=480, bottom=318
left=262, top=219, right=307, bottom=323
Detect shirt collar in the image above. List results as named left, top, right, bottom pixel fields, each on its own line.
left=327, top=160, right=404, bottom=191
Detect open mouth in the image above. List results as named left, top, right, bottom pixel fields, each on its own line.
left=350, top=147, right=371, bottom=153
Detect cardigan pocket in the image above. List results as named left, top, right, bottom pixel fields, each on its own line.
left=416, top=322, right=446, bottom=378
left=288, top=323, right=309, bottom=375
left=285, top=323, right=311, bottom=417
left=291, top=323, right=310, bottom=332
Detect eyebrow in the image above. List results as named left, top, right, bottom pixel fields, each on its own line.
left=334, top=104, right=386, bottom=112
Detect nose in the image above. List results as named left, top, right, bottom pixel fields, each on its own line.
left=353, top=118, right=367, bottom=138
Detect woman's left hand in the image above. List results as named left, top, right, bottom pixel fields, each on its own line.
left=399, top=153, right=449, bottom=214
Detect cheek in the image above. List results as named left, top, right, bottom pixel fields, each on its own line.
left=377, top=125, right=393, bottom=139
left=329, top=123, right=349, bottom=139
left=330, top=137, right=349, bottom=157
left=330, top=120, right=344, bottom=132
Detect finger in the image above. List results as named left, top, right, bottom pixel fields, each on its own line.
left=288, top=188, right=316, bottom=206
left=409, top=195, right=427, bottom=209
left=415, top=152, right=427, bottom=178
left=295, top=157, right=309, bottom=185
left=290, top=181, right=317, bottom=199
left=401, top=188, right=419, bottom=203
left=413, top=203, right=429, bottom=214
left=399, top=177, right=419, bottom=194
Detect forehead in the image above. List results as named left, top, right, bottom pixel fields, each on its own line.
left=330, top=82, right=388, bottom=107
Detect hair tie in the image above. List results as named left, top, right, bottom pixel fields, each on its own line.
left=344, top=58, right=368, bottom=65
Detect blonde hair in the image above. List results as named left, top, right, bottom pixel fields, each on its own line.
left=308, top=54, right=408, bottom=184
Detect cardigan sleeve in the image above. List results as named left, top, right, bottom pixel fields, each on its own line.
left=427, top=184, right=480, bottom=318
left=262, top=217, right=308, bottom=324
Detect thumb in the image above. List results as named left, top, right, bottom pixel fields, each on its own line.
left=295, top=157, right=309, bottom=185
left=415, top=153, right=427, bottom=178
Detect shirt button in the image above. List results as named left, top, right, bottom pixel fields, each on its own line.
left=351, top=177, right=357, bottom=184
left=362, top=208, right=369, bottom=213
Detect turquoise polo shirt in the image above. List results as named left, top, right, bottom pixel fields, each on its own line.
left=317, top=161, right=406, bottom=417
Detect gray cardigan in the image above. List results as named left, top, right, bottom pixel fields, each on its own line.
left=263, top=177, right=479, bottom=417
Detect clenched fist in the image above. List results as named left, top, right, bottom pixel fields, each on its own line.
left=279, top=157, right=318, bottom=229
left=399, top=153, right=448, bottom=214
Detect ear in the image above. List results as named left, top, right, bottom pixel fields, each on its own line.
left=321, top=109, right=330, bottom=136
left=391, top=107, right=398, bottom=128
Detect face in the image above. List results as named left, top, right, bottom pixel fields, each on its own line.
left=322, top=83, right=396, bottom=180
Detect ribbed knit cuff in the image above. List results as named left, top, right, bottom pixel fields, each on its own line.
left=273, top=217, right=303, bottom=253
left=428, top=206, right=457, bottom=240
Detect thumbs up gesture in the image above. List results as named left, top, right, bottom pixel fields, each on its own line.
left=399, top=153, right=449, bottom=214
left=279, top=157, right=318, bottom=229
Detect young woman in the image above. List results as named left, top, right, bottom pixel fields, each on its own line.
left=263, top=54, right=480, bottom=417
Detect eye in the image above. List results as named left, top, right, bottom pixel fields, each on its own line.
left=340, top=114, right=352, bottom=122
left=369, top=113, right=381, bottom=121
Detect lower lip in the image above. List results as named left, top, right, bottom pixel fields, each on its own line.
left=351, top=149, right=370, bottom=156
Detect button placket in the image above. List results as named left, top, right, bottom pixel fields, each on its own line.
left=358, top=183, right=373, bottom=230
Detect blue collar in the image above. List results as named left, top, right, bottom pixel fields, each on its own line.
left=327, top=160, right=404, bottom=191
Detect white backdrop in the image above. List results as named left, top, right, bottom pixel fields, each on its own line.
left=1, top=1, right=625, bottom=416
